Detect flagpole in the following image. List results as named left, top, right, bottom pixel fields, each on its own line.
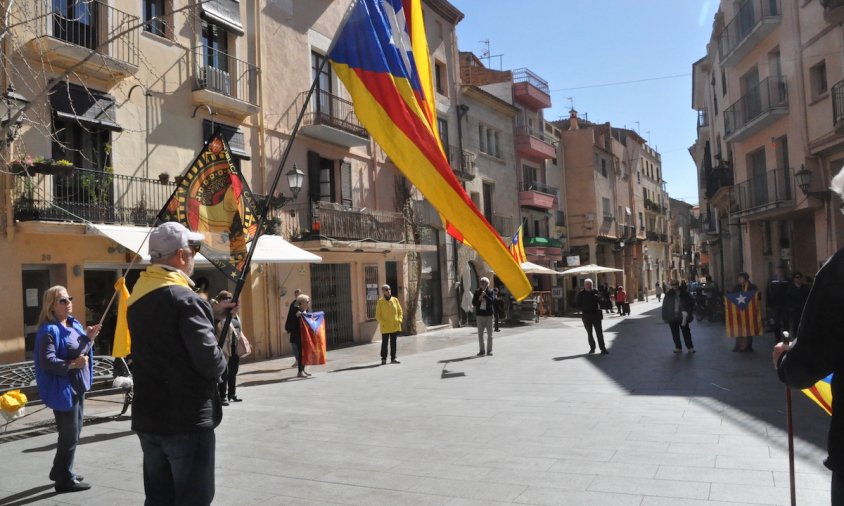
left=218, top=0, right=360, bottom=336
left=783, top=331, right=797, bottom=506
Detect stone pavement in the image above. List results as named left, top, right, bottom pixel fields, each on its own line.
left=0, top=299, right=835, bottom=505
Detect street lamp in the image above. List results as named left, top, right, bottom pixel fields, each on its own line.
left=270, top=164, right=305, bottom=207
left=794, top=165, right=830, bottom=199
left=0, top=84, right=30, bottom=148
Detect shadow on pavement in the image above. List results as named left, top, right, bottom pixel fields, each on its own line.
left=553, top=353, right=591, bottom=361
left=22, top=429, right=136, bottom=453
left=330, top=363, right=383, bottom=373
left=238, top=367, right=291, bottom=376
left=437, top=355, right=482, bottom=364
left=0, top=484, right=56, bottom=506
left=239, top=376, right=309, bottom=388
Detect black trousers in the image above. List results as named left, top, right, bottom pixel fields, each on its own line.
left=582, top=316, right=606, bottom=352
left=218, top=353, right=240, bottom=400
left=381, top=332, right=398, bottom=360
left=669, top=322, right=694, bottom=350
left=833, top=470, right=844, bottom=505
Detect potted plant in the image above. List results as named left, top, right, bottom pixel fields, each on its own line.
left=157, top=172, right=170, bottom=185
left=8, top=155, right=33, bottom=175
left=52, top=159, right=74, bottom=178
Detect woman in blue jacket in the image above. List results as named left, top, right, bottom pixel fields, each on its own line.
left=34, top=286, right=100, bottom=493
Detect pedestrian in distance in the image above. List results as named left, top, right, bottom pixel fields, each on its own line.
left=126, top=222, right=229, bottom=506
left=576, top=279, right=608, bottom=354
left=773, top=165, right=844, bottom=505
left=472, top=277, right=495, bottom=356
left=655, top=281, right=663, bottom=302
left=766, top=265, right=791, bottom=342
left=662, top=280, right=695, bottom=354
left=34, top=285, right=101, bottom=493
left=492, top=286, right=501, bottom=332
left=786, top=272, right=810, bottom=338
left=285, top=293, right=312, bottom=378
left=213, top=290, right=248, bottom=405
left=616, top=285, right=630, bottom=316
left=375, top=284, right=402, bottom=365
left=599, top=283, right=613, bottom=315
left=731, top=272, right=761, bottom=352
left=288, top=289, right=301, bottom=368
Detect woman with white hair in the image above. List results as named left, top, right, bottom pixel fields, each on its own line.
left=773, top=166, right=844, bottom=503
left=472, top=277, right=495, bottom=356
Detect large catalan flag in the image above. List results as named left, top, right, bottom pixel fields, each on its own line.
left=159, top=129, right=260, bottom=281
left=510, top=225, right=527, bottom=264
left=300, top=311, right=327, bottom=366
left=802, top=374, right=833, bottom=415
left=328, top=0, right=531, bottom=301
left=724, top=289, right=763, bottom=337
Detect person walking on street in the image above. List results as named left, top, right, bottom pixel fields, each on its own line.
left=127, top=222, right=229, bottom=506
left=786, top=272, right=810, bottom=337
left=288, top=289, right=301, bottom=368
left=731, top=272, right=761, bottom=352
left=773, top=165, right=844, bottom=505
left=662, top=280, right=695, bottom=353
left=766, top=265, right=791, bottom=342
left=213, top=290, right=247, bottom=405
left=655, top=281, right=663, bottom=302
left=493, top=287, right=501, bottom=332
left=599, top=283, right=613, bottom=314
left=286, top=293, right=312, bottom=378
left=616, top=285, right=629, bottom=316
left=375, top=284, right=403, bottom=365
left=34, top=286, right=101, bottom=493
left=576, top=279, right=608, bottom=354
left=473, top=277, right=495, bottom=356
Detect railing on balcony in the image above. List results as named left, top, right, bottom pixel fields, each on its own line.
left=492, top=214, right=513, bottom=237
left=33, top=0, right=139, bottom=66
left=273, top=201, right=406, bottom=243
left=294, top=89, right=368, bottom=139
left=717, top=0, right=781, bottom=64
left=515, top=125, right=553, bottom=144
left=646, top=230, right=659, bottom=241
left=821, top=0, right=844, bottom=9
left=512, top=68, right=550, bottom=94
left=833, top=79, right=844, bottom=133
left=521, top=180, right=558, bottom=196
left=734, top=167, right=794, bottom=214
left=447, top=145, right=476, bottom=179
left=697, top=110, right=709, bottom=129
left=193, top=46, right=258, bottom=105
left=705, top=165, right=734, bottom=199
left=724, top=75, right=787, bottom=139
left=13, top=168, right=175, bottom=225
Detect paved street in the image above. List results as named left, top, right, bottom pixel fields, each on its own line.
left=0, top=299, right=835, bottom=505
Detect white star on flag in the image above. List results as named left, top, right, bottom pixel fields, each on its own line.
left=736, top=294, right=747, bottom=305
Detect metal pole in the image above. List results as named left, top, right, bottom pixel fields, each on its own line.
left=782, top=330, right=797, bottom=506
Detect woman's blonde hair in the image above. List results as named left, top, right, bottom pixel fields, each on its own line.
left=37, top=285, right=67, bottom=327
left=296, top=293, right=311, bottom=306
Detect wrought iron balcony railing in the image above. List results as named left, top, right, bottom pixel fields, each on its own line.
left=515, top=125, right=553, bottom=144
left=193, top=46, right=259, bottom=105
left=724, top=75, right=788, bottom=139
left=734, top=167, right=794, bottom=214
left=521, top=180, right=558, bottom=196
left=833, top=79, right=844, bottom=133
left=512, top=68, right=550, bottom=94
left=447, top=145, right=477, bottom=179
left=273, top=201, right=406, bottom=244
left=717, top=0, right=781, bottom=65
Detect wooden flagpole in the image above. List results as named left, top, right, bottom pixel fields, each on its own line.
left=783, top=331, right=797, bottom=506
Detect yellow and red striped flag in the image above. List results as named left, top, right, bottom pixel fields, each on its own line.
left=509, top=225, right=527, bottom=264
left=328, top=0, right=531, bottom=301
left=802, top=374, right=833, bottom=415
left=301, top=312, right=327, bottom=365
left=724, top=289, right=763, bottom=337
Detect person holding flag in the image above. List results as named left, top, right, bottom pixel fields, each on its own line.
left=773, top=166, right=844, bottom=504
left=727, top=272, right=762, bottom=352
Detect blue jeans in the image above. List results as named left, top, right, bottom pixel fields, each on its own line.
left=137, top=430, right=216, bottom=506
left=50, top=394, right=84, bottom=484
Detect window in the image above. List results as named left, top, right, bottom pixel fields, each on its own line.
left=602, top=198, right=612, bottom=218
left=482, top=182, right=493, bottom=222
left=493, top=131, right=500, bottom=157
left=600, top=158, right=607, bottom=178
left=365, top=265, right=378, bottom=319
left=307, top=151, right=336, bottom=203
left=810, top=61, right=828, bottom=98
left=478, top=124, right=502, bottom=157
left=202, top=23, right=229, bottom=70
left=437, top=117, right=449, bottom=149
left=340, top=161, right=352, bottom=207
left=312, top=51, right=332, bottom=115
left=434, top=61, right=447, bottom=96
left=721, top=68, right=727, bottom=96
left=523, top=165, right=537, bottom=190
left=639, top=212, right=644, bottom=229
left=478, top=124, right=485, bottom=153
left=144, top=0, right=166, bottom=37
left=637, top=171, right=641, bottom=184
left=53, top=0, right=97, bottom=49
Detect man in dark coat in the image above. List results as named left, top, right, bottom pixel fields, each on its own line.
left=576, top=279, right=608, bottom=354
left=661, top=280, right=695, bottom=353
left=786, top=272, right=811, bottom=336
left=127, top=222, right=230, bottom=506
left=773, top=167, right=844, bottom=504
left=472, top=277, right=495, bottom=356
left=766, top=265, right=791, bottom=342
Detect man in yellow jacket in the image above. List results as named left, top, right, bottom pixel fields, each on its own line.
left=375, top=284, right=403, bottom=365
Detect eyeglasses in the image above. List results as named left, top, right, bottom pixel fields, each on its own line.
left=187, top=241, right=202, bottom=254
left=383, top=288, right=391, bottom=292
left=58, top=297, right=73, bottom=305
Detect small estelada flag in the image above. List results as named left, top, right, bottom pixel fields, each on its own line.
left=510, top=225, right=527, bottom=265
left=803, top=374, right=833, bottom=415
left=300, top=311, right=327, bottom=366
left=724, top=289, right=762, bottom=337
left=159, top=129, right=259, bottom=281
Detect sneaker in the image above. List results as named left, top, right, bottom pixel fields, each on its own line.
left=588, top=349, right=596, bottom=354
left=688, top=348, right=696, bottom=354
left=228, top=396, right=243, bottom=402
left=303, top=371, right=312, bottom=377
left=221, top=399, right=229, bottom=406
left=55, top=480, right=91, bottom=493
left=381, top=359, right=387, bottom=365
left=391, top=359, right=400, bottom=364
left=673, top=348, right=681, bottom=354
left=477, top=351, right=485, bottom=357
left=600, top=350, right=609, bottom=354
left=486, top=352, right=493, bottom=356
left=297, top=371, right=307, bottom=378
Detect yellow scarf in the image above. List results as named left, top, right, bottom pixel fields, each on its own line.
left=127, top=265, right=194, bottom=306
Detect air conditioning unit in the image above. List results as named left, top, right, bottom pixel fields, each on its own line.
left=197, top=66, right=231, bottom=96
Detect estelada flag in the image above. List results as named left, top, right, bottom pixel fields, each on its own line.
left=328, top=0, right=531, bottom=301
left=112, top=277, right=132, bottom=358
left=159, top=128, right=259, bottom=281
left=300, top=311, right=327, bottom=366
left=724, top=289, right=762, bottom=337
left=510, top=225, right=527, bottom=265
left=802, top=374, right=833, bottom=415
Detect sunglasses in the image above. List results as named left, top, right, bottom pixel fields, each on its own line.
left=187, top=241, right=202, bottom=254
left=58, top=296, right=73, bottom=305
left=383, top=288, right=391, bottom=291
left=218, top=296, right=232, bottom=301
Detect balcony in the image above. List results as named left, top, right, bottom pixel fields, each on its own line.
left=524, top=236, right=563, bottom=262
left=491, top=214, right=514, bottom=237
left=705, top=165, right=734, bottom=200
left=646, top=230, right=659, bottom=241
left=448, top=145, right=477, bottom=181
left=514, top=126, right=556, bottom=160
left=276, top=201, right=405, bottom=244
left=192, top=46, right=260, bottom=117
left=519, top=180, right=558, bottom=210
left=717, top=0, right=781, bottom=67
left=733, top=167, right=795, bottom=218
left=297, top=90, right=369, bottom=147
left=833, top=79, right=844, bottom=134
left=821, top=0, right=844, bottom=23
left=13, top=168, right=175, bottom=225
left=724, top=76, right=788, bottom=142
left=21, top=0, right=139, bottom=81
left=512, top=68, right=551, bottom=109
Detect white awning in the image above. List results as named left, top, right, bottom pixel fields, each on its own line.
left=88, top=224, right=321, bottom=265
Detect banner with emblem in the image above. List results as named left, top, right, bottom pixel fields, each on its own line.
left=300, top=311, right=327, bottom=365
left=158, top=128, right=260, bottom=281
left=724, top=289, right=763, bottom=337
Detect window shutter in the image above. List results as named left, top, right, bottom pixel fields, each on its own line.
left=308, top=151, right=321, bottom=202
left=341, top=161, right=352, bottom=206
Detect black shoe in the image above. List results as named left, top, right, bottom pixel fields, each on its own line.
left=228, top=396, right=243, bottom=402
left=600, top=349, right=609, bottom=354
left=486, top=352, right=493, bottom=356
left=221, top=399, right=230, bottom=406
left=477, top=351, right=485, bottom=357
left=391, top=359, right=400, bottom=364
left=55, top=480, right=91, bottom=493
left=588, top=349, right=596, bottom=354
left=50, top=473, right=83, bottom=482
left=381, top=359, right=387, bottom=365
